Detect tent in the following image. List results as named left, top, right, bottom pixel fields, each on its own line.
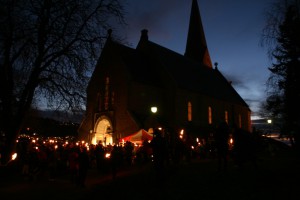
left=119, top=129, right=153, bottom=144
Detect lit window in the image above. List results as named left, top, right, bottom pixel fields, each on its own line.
left=208, top=106, right=212, bottom=124
left=225, top=110, right=228, bottom=123
left=104, top=77, right=110, bottom=110
left=188, top=101, right=192, bottom=121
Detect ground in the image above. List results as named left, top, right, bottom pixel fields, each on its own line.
left=1, top=138, right=299, bottom=200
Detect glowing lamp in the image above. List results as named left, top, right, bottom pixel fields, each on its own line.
left=12, top=153, right=17, bottom=160
left=151, top=107, right=157, bottom=113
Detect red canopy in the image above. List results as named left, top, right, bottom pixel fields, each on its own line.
left=119, top=129, right=153, bottom=144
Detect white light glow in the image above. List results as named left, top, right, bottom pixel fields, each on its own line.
left=151, top=107, right=157, bottom=113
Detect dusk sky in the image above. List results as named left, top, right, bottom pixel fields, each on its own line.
left=118, top=0, right=275, bottom=119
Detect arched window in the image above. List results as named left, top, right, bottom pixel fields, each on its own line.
left=104, top=77, right=110, bottom=110
left=188, top=101, right=192, bottom=121
left=225, top=110, right=228, bottom=124
left=208, top=106, right=212, bottom=124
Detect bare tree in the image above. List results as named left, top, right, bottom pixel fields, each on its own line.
left=0, top=0, right=126, bottom=164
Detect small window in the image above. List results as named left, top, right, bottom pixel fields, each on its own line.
left=208, top=106, right=212, bottom=124
left=104, top=77, right=110, bottom=110
left=238, top=114, right=242, bottom=128
left=225, top=110, right=228, bottom=123
left=188, top=101, right=192, bottom=121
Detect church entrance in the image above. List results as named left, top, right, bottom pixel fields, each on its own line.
left=92, top=117, right=113, bottom=146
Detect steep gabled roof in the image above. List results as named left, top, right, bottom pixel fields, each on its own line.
left=101, top=33, right=248, bottom=108
left=96, top=38, right=163, bottom=88
left=136, top=39, right=249, bottom=108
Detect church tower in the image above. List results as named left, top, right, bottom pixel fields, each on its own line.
left=184, top=0, right=212, bottom=68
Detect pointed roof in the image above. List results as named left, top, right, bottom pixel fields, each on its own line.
left=135, top=39, right=249, bottom=108
left=184, top=0, right=212, bottom=68
left=100, top=37, right=248, bottom=108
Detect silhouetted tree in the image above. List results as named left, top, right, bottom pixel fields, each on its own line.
left=0, top=0, right=126, bottom=164
left=261, top=0, right=300, bottom=151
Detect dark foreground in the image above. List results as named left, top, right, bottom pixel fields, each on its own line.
left=1, top=140, right=300, bottom=200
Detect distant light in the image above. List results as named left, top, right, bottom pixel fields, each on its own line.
left=105, top=153, right=111, bottom=159
left=180, top=129, right=184, bottom=135
left=267, top=119, right=272, bottom=124
left=12, top=153, right=17, bottom=160
left=151, top=107, right=157, bottom=113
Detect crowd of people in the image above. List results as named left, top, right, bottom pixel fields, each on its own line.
left=8, top=124, right=265, bottom=187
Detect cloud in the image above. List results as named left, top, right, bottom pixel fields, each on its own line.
left=221, top=71, right=249, bottom=90
left=124, top=0, right=190, bottom=44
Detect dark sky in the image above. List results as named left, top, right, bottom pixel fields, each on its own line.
left=119, top=0, right=275, bottom=119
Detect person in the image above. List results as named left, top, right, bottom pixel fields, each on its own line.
left=68, top=146, right=79, bottom=183
left=77, top=146, right=90, bottom=187
left=232, top=127, right=258, bottom=170
left=150, top=129, right=167, bottom=180
left=214, top=121, right=230, bottom=172
left=110, top=144, right=122, bottom=180
left=124, top=141, right=134, bottom=166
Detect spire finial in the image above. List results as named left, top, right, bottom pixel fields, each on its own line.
left=214, top=62, right=218, bottom=69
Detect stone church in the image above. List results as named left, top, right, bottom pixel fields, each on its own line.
left=78, top=0, right=251, bottom=145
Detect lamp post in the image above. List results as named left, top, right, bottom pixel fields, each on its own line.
left=151, top=106, right=157, bottom=114
left=149, top=106, right=158, bottom=134
left=267, top=119, right=272, bottom=137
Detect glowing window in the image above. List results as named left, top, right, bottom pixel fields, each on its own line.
left=208, top=106, right=212, bottom=124
left=188, top=101, right=192, bottom=121
left=225, top=111, right=228, bottom=123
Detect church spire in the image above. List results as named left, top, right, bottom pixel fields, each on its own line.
left=184, top=0, right=212, bottom=68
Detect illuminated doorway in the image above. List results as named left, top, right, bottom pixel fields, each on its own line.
left=92, top=117, right=113, bottom=146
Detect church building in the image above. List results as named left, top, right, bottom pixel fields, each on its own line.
left=78, top=0, right=251, bottom=145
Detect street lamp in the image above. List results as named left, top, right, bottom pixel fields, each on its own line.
left=267, top=119, right=273, bottom=137
left=149, top=106, right=158, bottom=134
left=151, top=106, right=157, bottom=113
